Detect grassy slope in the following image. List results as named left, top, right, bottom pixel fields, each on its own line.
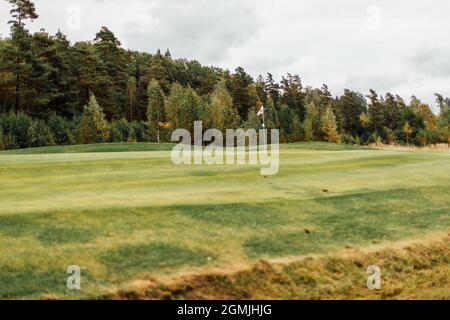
left=111, top=233, right=450, bottom=300
left=0, top=141, right=363, bottom=155
left=0, top=143, right=449, bottom=299
left=0, top=142, right=176, bottom=155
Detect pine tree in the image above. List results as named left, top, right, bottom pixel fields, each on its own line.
left=146, top=79, right=165, bottom=143
left=281, top=73, right=305, bottom=120
left=93, top=27, right=129, bottom=119
left=290, top=115, right=304, bottom=142
left=6, top=0, right=38, bottom=28
left=264, top=96, right=278, bottom=130
left=335, top=89, right=366, bottom=137
left=398, top=107, right=424, bottom=146
left=126, top=76, right=137, bottom=121
left=278, top=105, right=294, bottom=140
left=5, top=0, right=39, bottom=111
left=383, top=93, right=403, bottom=132
left=367, top=89, right=386, bottom=136
left=321, top=107, right=340, bottom=143
left=71, top=42, right=112, bottom=116
left=264, top=73, right=280, bottom=107
left=148, top=49, right=169, bottom=93
left=227, top=67, right=254, bottom=120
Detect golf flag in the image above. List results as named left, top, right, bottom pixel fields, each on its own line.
left=257, top=106, right=264, bottom=117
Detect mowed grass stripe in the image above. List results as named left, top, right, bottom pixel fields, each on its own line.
left=1, top=148, right=449, bottom=216
left=0, top=143, right=449, bottom=298
left=0, top=184, right=449, bottom=298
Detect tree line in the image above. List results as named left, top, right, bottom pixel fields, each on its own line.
left=0, top=0, right=449, bottom=150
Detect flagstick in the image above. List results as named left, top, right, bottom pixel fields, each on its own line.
left=261, top=107, right=268, bottom=178
left=262, top=106, right=266, bottom=148
left=262, top=109, right=266, bottom=129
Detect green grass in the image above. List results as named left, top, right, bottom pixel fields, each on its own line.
left=0, top=142, right=176, bottom=155
left=0, top=141, right=364, bottom=155
left=0, top=142, right=449, bottom=299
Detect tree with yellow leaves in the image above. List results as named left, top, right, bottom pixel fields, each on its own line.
left=321, top=107, right=340, bottom=143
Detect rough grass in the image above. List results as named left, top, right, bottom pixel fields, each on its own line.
left=0, top=142, right=448, bottom=299
left=111, top=234, right=450, bottom=300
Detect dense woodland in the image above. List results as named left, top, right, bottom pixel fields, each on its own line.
left=0, top=0, right=449, bottom=150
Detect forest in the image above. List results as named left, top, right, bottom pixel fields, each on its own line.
left=1, top=0, right=450, bottom=150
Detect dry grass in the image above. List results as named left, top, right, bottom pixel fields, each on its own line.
left=370, top=143, right=450, bottom=151
left=108, top=232, right=450, bottom=300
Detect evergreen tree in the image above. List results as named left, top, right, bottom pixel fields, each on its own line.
left=290, top=114, right=304, bottom=142
left=6, top=0, right=38, bottom=28
left=397, top=107, right=425, bottom=146
left=0, top=37, right=15, bottom=112
left=227, top=67, right=254, bottom=120
left=281, top=73, right=305, bottom=120
left=255, top=75, right=267, bottom=106
left=148, top=49, right=170, bottom=93
left=5, top=0, right=38, bottom=111
left=278, top=105, right=294, bottom=141
left=93, top=27, right=129, bottom=118
left=264, top=73, right=280, bottom=107
left=126, top=76, right=137, bottom=121
left=383, top=93, right=403, bottom=132
left=435, top=93, right=450, bottom=113
left=304, top=85, right=334, bottom=116
left=367, top=89, right=386, bottom=136
left=71, top=41, right=112, bottom=116
left=146, top=79, right=165, bottom=143
left=335, top=89, right=366, bottom=137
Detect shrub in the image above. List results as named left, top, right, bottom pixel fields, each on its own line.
left=342, top=134, right=356, bottom=145
left=113, top=119, right=131, bottom=141
left=369, top=132, right=382, bottom=146
left=30, top=120, right=55, bottom=147
left=0, top=112, right=34, bottom=149
left=47, top=113, right=75, bottom=145
left=108, top=121, right=124, bottom=142
left=130, top=121, right=149, bottom=142
left=0, top=128, right=4, bottom=150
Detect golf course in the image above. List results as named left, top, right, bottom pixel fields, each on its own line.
left=0, top=142, right=449, bottom=299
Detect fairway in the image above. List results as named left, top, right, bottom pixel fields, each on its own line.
left=0, top=142, right=449, bottom=299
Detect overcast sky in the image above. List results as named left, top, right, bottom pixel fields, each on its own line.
left=1, top=0, right=450, bottom=108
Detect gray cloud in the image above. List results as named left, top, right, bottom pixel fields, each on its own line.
left=409, top=46, right=450, bottom=78
left=122, top=0, right=261, bottom=64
